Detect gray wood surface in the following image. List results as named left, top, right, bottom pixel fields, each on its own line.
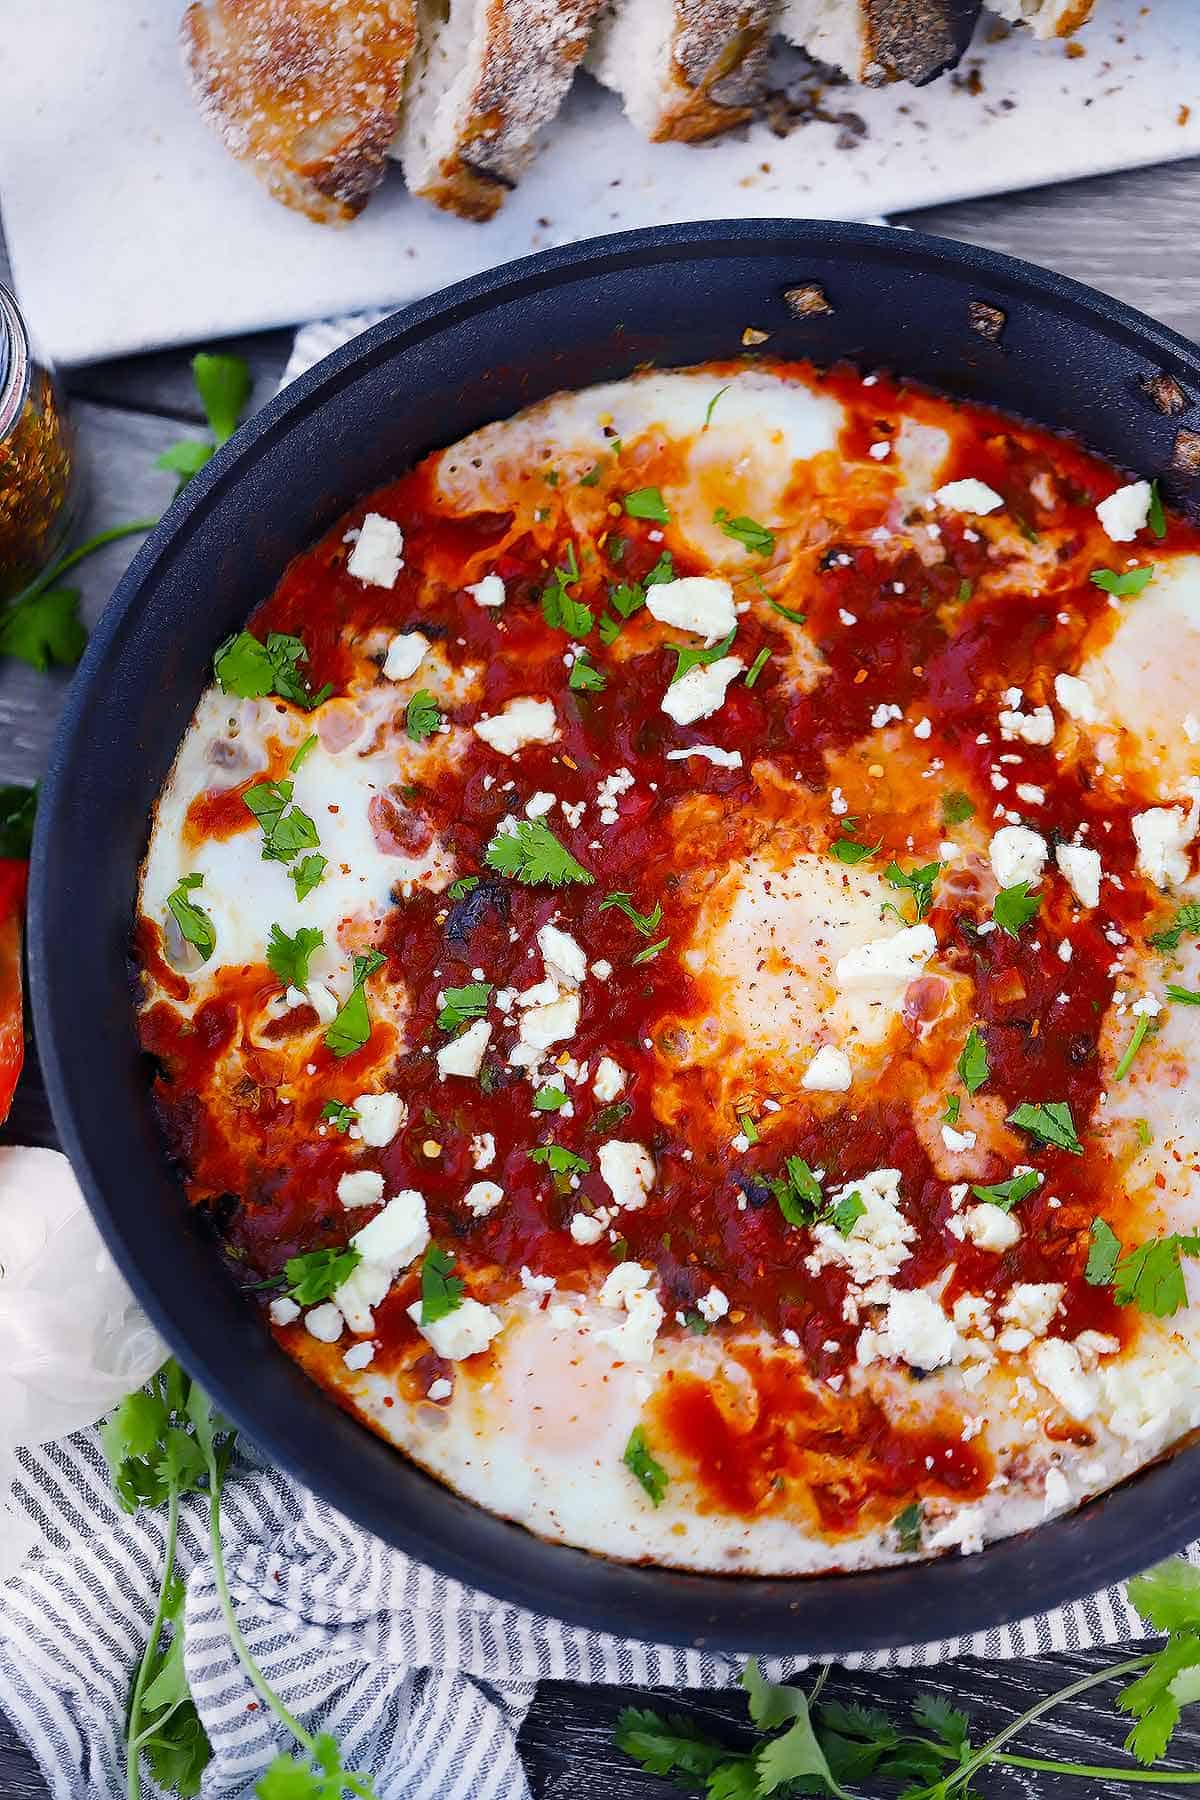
left=4, top=154, right=1200, bottom=1795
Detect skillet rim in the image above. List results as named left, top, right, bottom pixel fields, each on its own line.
left=28, top=218, right=1200, bottom=1655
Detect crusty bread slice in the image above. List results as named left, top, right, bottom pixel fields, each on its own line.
left=985, top=0, right=1093, bottom=38
left=586, top=0, right=773, bottom=143
left=779, top=0, right=980, bottom=85
left=397, top=0, right=606, bottom=221
left=181, top=0, right=416, bottom=224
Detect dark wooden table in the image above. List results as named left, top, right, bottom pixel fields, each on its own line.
left=4, top=161, right=1200, bottom=1795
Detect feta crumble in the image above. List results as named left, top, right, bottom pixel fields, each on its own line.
left=593, top=1056, right=627, bottom=1103
left=347, top=512, right=403, bottom=588
left=1095, top=479, right=1151, bottom=543
left=989, top=824, right=1047, bottom=889
left=645, top=576, right=737, bottom=638
left=463, top=1181, right=504, bottom=1217
left=661, top=657, right=744, bottom=726
left=466, top=574, right=505, bottom=608
left=437, top=1018, right=492, bottom=1079
left=353, top=1092, right=406, bottom=1148
left=598, top=1140, right=655, bottom=1211
left=407, top=1297, right=503, bottom=1360
left=474, top=697, right=559, bottom=757
left=802, top=1044, right=853, bottom=1092
left=933, top=478, right=1004, bottom=515
left=337, top=1169, right=385, bottom=1210
left=382, top=631, right=430, bottom=682
left=1055, top=842, right=1102, bottom=909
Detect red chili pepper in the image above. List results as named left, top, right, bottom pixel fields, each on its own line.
left=0, top=858, right=28, bottom=1125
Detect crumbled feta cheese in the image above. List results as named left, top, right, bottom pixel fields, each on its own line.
left=868, top=440, right=891, bottom=460
left=464, top=1181, right=504, bottom=1217
left=520, top=1266, right=556, bottom=1296
left=305, top=982, right=341, bottom=1025
left=962, top=1204, right=1022, bottom=1252
left=934, top=478, right=1004, bottom=515
left=1133, top=797, right=1198, bottom=888
left=1054, top=672, right=1100, bottom=723
left=437, top=1018, right=492, bottom=1079
left=347, top=512, right=403, bottom=587
left=331, top=1262, right=392, bottom=1334
left=878, top=1288, right=958, bottom=1370
left=1096, top=479, right=1151, bottom=543
left=351, top=1189, right=429, bottom=1275
left=598, top=1140, right=655, bottom=1211
left=664, top=745, right=743, bottom=769
left=697, top=1285, right=729, bottom=1323
left=337, top=1169, right=385, bottom=1210
left=407, top=1296, right=503, bottom=1360
left=989, top=824, right=1047, bottom=889
left=998, top=706, right=1055, bottom=746
left=998, top=1282, right=1063, bottom=1351
left=835, top=923, right=937, bottom=991
left=427, top=1377, right=453, bottom=1401
left=941, top=1124, right=978, bottom=1154
left=569, top=1210, right=607, bottom=1245
left=470, top=1132, right=496, bottom=1170
left=645, top=576, right=736, bottom=638
left=661, top=657, right=745, bottom=726
left=1055, top=842, right=1102, bottom=909
left=913, top=717, right=932, bottom=740
left=517, top=994, right=580, bottom=1054
left=1042, top=1466, right=1071, bottom=1517
left=1029, top=1338, right=1099, bottom=1420
left=343, top=1340, right=376, bottom=1371
left=590, top=959, right=612, bottom=980
left=807, top=1168, right=915, bottom=1286
left=269, top=1296, right=300, bottom=1327
left=537, top=923, right=587, bottom=989
left=925, top=1506, right=985, bottom=1555
left=952, top=1293, right=991, bottom=1334
left=303, top=1303, right=344, bottom=1343
left=594, top=1263, right=663, bottom=1363
left=870, top=702, right=903, bottom=729
left=466, top=573, right=505, bottom=608
left=353, top=1093, right=406, bottom=1148
left=1015, top=784, right=1045, bottom=806
left=382, top=631, right=430, bottom=682
left=593, top=1056, right=627, bottom=1103
left=525, top=790, right=556, bottom=818
left=801, top=1043, right=853, bottom=1092
left=473, top=697, right=558, bottom=757
left=561, top=800, right=586, bottom=829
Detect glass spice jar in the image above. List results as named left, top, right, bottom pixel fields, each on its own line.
left=0, top=284, right=79, bottom=604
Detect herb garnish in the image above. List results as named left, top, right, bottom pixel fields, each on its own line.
left=437, top=981, right=491, bottom=1031
left=280, top=1246, right=362, bottom=1304
left=624, top=486, right=670, bottom=524
left=830, top=819, right=880, bottom=866
left=1090, top=565, right=1155, bottom=597
left=766, top=594, right=807, bottom=625
left=542, top=543, right=594, bottom=637
left=883, top=858, right=941, bottom=922
left=447, top=875, right=479, bottom=900
left=533, top=1084, right=569, bottom=1112
left=769, top=1156, right=825, bottom=1228
left=530, top=1143, right=590, bottom=1176
left=714, top=508, right=775, bottom=556
left=1087, top=1220, right=1200, bottom=1317
left=419, top=1244, right=465, bottom=1323
left=1114, top=1010, right=1155, bottom=1081
left=290, top=852, right=327, bottom=901
left=319, top=1099, right=358, bottom=1133
left=1148, top=901, right=1200, bottom=953
left=744, top=646, right=772, bottom=688
left=1007, top=1099, right=1083, bottom=1155
left=214, top=629, right=331, bottom=709
left=485, top=819, right=593, bottom=887
left=599, top=891, right=663, bottom=936
left=406, top=688, right=443, bottom=741
left=243, top=778, right=320, bottom=864
left=971, top=1169, right=1040, bottom=1212
left=623, top=1426, right=669, bottom=1505
left=1148, top=478, right=1167, bottom=540
left=568, top=652, right=606, bottom=692
left=956, top=1026, right=989, bottom=1094
left=266, top=922, right=323, bottom=991
left=632, top=936, right=669, bottom=964
left=941, top=789, right=975, bottom=826
left=669, top=626, right=737, bottom=686
left=992, top=880, right=1041, bottom=936
left=703, top=386, right=731, bottom=428
left=323, top=949, right=386, bottom=1059
left=156, top=352, right=251, bottom=483
left=166, top=873, right=216, bottom=962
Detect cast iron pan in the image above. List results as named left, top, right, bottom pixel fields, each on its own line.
left=29, top=221, right=1200, bottom=1655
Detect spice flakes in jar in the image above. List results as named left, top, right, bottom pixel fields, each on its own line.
left=0, top=284, right=79, bottom=605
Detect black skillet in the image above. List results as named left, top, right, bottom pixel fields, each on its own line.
left=29, top=220, right=1200, bottom=1655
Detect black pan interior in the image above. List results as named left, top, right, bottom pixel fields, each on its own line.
left=29, top=220, right=1200, bottom=1655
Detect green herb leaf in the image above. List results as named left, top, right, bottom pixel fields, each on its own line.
left=1128, top=1557, right=1200, bottom=1633
left=1148, top=478, right=1167, bottom=541
left=1090, top=565, right=1155, bottom=597
left=767, top=596, right=807, bottom=625
left=0, top=783, right=36, bottom=860
left=0, top=586, right=86, bottom=671
left=992, top=880, right=1041, bottom=936
left=266, top=922, right=324, bottom=991
left=533, top=1084, right=569, bottom=1112
left=971, top=1169, right=1040, bottom=1212
left=1149, top=901, right=1200, bottom=954
left=622, top=1425, right=669, bottom=1505
left=166, top=873, right=216, bottom=961
left=212, top=629, right=329, bottom=710
left=894, top=1501, right=923, bottom=1552
left=323, top=948, right=386, bottom=1058
left=1086, top=1217, right=1122, bottom=1287
left=592, top=1100, right=633, bottom=1134
left=289, top=852, right=327, bottom=901
left=599, top=890, right=663, bottom=936
left=319, top=1099, right=358, bottom=1133
left=631, top=936, right=669, bottom=965
left=743, top=1664, right=850, bottom=1799
left=957, top=576, right=974, bottom=603
left=447, top=875, right=479, bottom=900
left=284, top=1246, right=361, bottom=1304
left=437, top=981, right=491, bottom=1031
left=485, top=819, right=593, bottom=887
left=943, top=1093, right=961, bottom=1125
left=884, top=858, right=942, bottom=922
left=669, top=626, right=737, bottom=686
left=644, top=550, right=675, bottom=587
left=736, top=1112, right=759, bottom=1145
left=406, top=688, right=443, bottom=742
left=420, top=1243, right=465, bottom=1324
left=289, top=733, right=318, bottom=774
left=613, top=1706, right=731, bottom=1781
left=608, top=580, right=645, bottom=621
left=941, top=789, right=975, bottom=826
left=714, top=508, right=775, bottom=556
left=957, top=1026, right=989, bottom=1094
left=770, top=1156, right=824, bottom=1228
left=1114, top=1011, right=1154, bottom=1081
left=830, top=828, right=880, bottom=866
left=530, top=1143, right=590, bottom=1175
left=569, top=652, right=606, bottom=692
left=1113, top=1234, right=1200, bottom=1318
left=155, top=439, right=213, bottom=481
left=624, top=486, right=669, bottom=524
left=244, top=778, right=320, bottom=865
left=1007, top=1099, right=1083, bottom=1155
left=704, top=386, right=731, bottom=428
left=744, top=646, right=771, bottom=688
left=830, top=1191, right=865, bottom=1235
left=192, top=352, right=251, bottom=446
left=1167, top=984, right=1200, bottom=1005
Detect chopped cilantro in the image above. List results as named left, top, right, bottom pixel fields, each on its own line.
left=624, top=487, right=669, bottom=524
left=530, top=1143, right=590, bottom=1175
left=941, top=789, right=975, bottom=826
left=266, top=922, right=324, bottom=991
left=165, top=873, right=215, bottom=961
left=1086, top=1217, right=1122, bottom=1287
left=282, top=1246, right=360, bottom=1305
left=213, top=628, right=330, bottom=709
left=420, top=1244, right=465, bottom=1324
left=592, top=1100, right=633, bottom=1134
left=406, top=688, right=443, bottom=741
left=1148, top=478, right=1167, bottom=541
left=597, top=613, right=621, bottom=646
left=542, top=543, right=593, bottom=637
left=830, top=824, right=880, bottom=866
left=599, top=891, right=662, bottom=936
left=883, top=858, right=941, bottom=922
left=956, top=577, right=974, bottom=603
left=632, top=936, right=669, bottom=965
left=1113, top=1234, right=1200, bottom=1318
left=943, top=1094, right=961, bottom=1125
left=1090, top=565, right=1154, bottom=597
left=579, top=459, right=606, bottom=487
left=737, top=1113, right=759, bottom=1146
left=703, top=386, right=731, bottom=429
left=533, top=1085, right=569, bottom=1112
left=744, top=646, right=771, bottom=688
left=894, top=1501, right=923, bottom=1553
left=447, top=875, right=479, bottom=900
left=319, top=1099, right=358, bottom=1134
left=437, top=981, right=491, bottom=1032
left=323, top=949, right=386, bottom=1059
left=971, top=1169, right=1040, bottom=1212
left=609, top=580, right=646, bottom=620
left=669, top=626, right=737, bottom=686
left=714, top=508, right=775, bottom=557
left=569, top=652, right=606, bottom=692
left=1007, top=1099, right=1083, bottom=1155
left=770, top=1156, right=824, bottom=1228
left=1149, top=901, right=1200, bottom=953
left=830, top=1191, right=865, bottom=1235
left=957, top=1026, right=989, bottom=1094
left=766, top=595, right=807, bottom=625
left=485, top=819, right=593, bottom=887
left=1167, top=984, right=1200, bottom=1005
left=1114, top=1011, right=1155, bottom=1081
left=289, top=852, right=327, bottom=901
left=622, top=1426, right=668, bottom=1505
left=243, top=778, right=320, bottom=865
left=992, top=880, right=1041, bottom=936
left=644, top=551, right=675, bottom=587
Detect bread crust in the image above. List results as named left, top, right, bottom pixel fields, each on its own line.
left=181, top=0, right=416, bottom=223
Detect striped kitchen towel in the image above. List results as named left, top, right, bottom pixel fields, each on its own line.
left=0, top=1422, right=1166, bottom=1800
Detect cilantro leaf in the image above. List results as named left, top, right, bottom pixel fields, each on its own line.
left=600, top=891, right=663, bottom=936
left=941, top=788, right=975, bottom=826
left=1114, top=1011, right=1154, bottom=1081
left=542, top=543, right=593, bottom=637
left=884, top=858, right=941, bottom=922
left=0, top=585, right=86, bottom=671
left=283, top=1246, right=361, bottom=1304
left=971, top=1169, right=1040, bottom=1212
left=669, top=626, right=737, bottom=686
left=644, top=550, right=675, bottom=587
left=624, top=486, right=669, bottom=524
left=266, top=922, right=324, bottom=991
left=743, top=1665, right=850, bottom=1799
left=244, top=778, right=320, bottom=864
left=1167, top=984, right=1200, bottom=1005
left=530, top=1143, right=590, bottom=1175
left=992, top=880, right=1041, bottom=936
left=485, top=819, right=593, bottom=887
left=406, top=688, right=443, bottom=742
left=944, top=1093, right=961, bottom=1125
left=533, top=1084, right=568, bottom=1112
left=767, top=595, right=807, bottom=625
left=1114, top=1234, right=1200, bottom=1317
left=613, top=1706, right=730, bottom=1780
left=1128, top=1557, right=1200, bottom=1633
left=608, top=580, right=645, bottom=620
left=1118, top=1633, right=1200, bottom=1765
left=0, top=783, right=36, bottom=860
left=290, top=852, right=327, bottom=901
left=155, top=439, right=212, bottom=481
left=569, top=652, right=606, bottom=692
left=770, top=1156, right=824, bottom=1228
left=893, top=1500, right=923, bottom=1552
left=1091, top=565, right=1154, bottom=597
left=957, top=1026, right=989, bottom=1094
left=192, top=352, right=251, bottom=446
left=592, top=1100, right=632, bottom=1134
left=830, top=1191, right=865, bottom=1235
left=166, top=873, right=216, bottom=961
left=437, top=981, right=491, bottom=1031
left=1007, top=1099, right=1083, bottom=1154
left=447, top=875, right=479, bottom=900
left=319, top=1099, right=358, bottom=1133
left=323, top=948, right=386, bottom=1058
left=632, top=936, right=669, bottom=964
left=420, top=1243, right=465, bottom=1323
left=744, top=646, right=771, bottom=688
left=714, top=508, right=775, bottom=556
left=622, top=1425, right=669, bottom=1505
left=1086, top=1217, right=1122, bottom=1286
left=830, top=827, right=880, bottom=866
left=1148, top=478, right=1167, bottom=541
left=214, top=629, right=330, bottom=709
left=1149, top=901, right=1200, bottom=954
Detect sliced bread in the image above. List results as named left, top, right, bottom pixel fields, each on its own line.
left=397, top=0, right=607, bottom=221
left=985, top=0, right=1093, bottom=38
left=181, top=0, right=417, bottom=223
left=587, top=0, right=773, bottom=143
left=779, top=0, right=981, bottom=86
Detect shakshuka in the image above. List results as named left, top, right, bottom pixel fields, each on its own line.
left=135, top=361, right=1200, bottom=1573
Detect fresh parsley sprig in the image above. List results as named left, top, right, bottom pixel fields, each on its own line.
left=485, top=819, right=593, bottom=887
left=156, top=352, right=252, bottom=486
left=992, top=880, right=1041, bottom=936
left=266, top=922, right=323, bottom=991
left=166, top=873, right=216, bottom=962
left=1086, top=1218, right=1200, bottom=1317
left=884, top=858, right=941, bottom=923
left=215, top=630, right=331, bottom=710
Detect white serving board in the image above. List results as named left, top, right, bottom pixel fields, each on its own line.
left=1, top=0, right=1197, bottom=367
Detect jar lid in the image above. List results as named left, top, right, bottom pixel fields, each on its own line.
left=0, top=285, right=29, bottom=441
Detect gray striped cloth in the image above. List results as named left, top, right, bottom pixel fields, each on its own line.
left=0, top=309, right=1173, bottom=1798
